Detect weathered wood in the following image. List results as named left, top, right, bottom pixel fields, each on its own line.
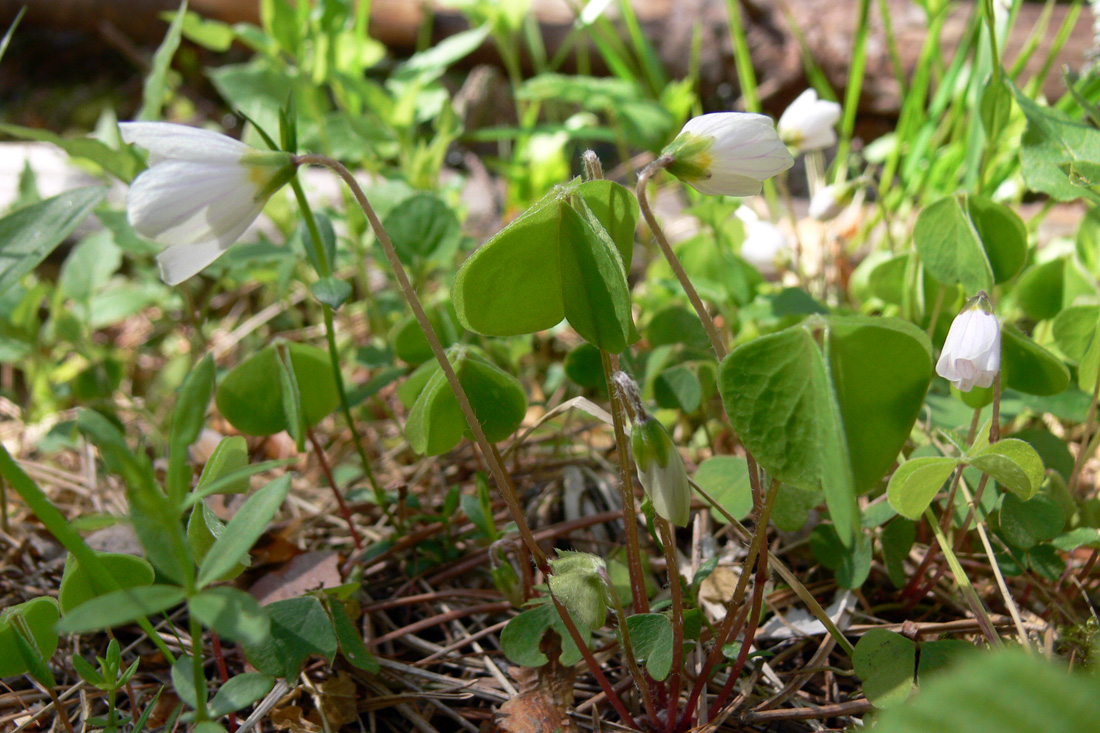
left=0, top=0, right=1092, bottom=118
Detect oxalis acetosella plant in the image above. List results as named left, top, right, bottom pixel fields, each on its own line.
left=7, top=1, right=1100, bottom=724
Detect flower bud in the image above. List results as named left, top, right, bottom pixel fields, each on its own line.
left=736, top=207, right=790, bottom=277
left=936, top=292, right=1001, bottom=392
left=630, top=416, right=691, bottom=527
left=777, top=89, right=842, bottom=153
left=662, top=112, right=793, bottom=197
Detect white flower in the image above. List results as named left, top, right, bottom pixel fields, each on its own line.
left=631, top=416, right=690, bottom=527
left=936, top=294, right=1001, bottom=391
left=736, top=207, right=790, bottom=276
left=778, top=89, right=842, bottom=153
left=120, top=122, right=295, bottom=285
left=809, top=184, right=844, bottom=221
left=662, top=112, right=793, bottom=196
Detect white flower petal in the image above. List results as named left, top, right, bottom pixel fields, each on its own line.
left=126, top=160, right=263, bottom=247
left=936, top=307, right=1001, bottom=391
left=156, top=239, right=237, bottom=286
left=120, top=122, right=251, bottom=165
left=778, top=89, right=842, bottom=153
left=670, top=112, right=793, bottom=196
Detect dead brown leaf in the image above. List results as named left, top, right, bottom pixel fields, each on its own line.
left=248, top=550, right=343, bottom=606
left=496, top=630, right=577, bottom=733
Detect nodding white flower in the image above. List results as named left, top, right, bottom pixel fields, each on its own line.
left=778, top=89, right=842, bottom=153
left=120, top=122, right=296, bottom=285
left=809, top=185, right=844, bottom=221
left=631, top=415, right=691, bottom=527
left=662, top=112, right=793, bottom=197
left=936, top=292, right=1001, bottom=392
left=736, top=207, right=790, bottom=277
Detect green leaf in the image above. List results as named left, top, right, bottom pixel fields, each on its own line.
left=58, top=552, right=155, bottom=615
left=967, top=438, right=1045, bottom=500
left=310, top=277, right=353, bottom=310
left=187, top=501, right=248, bottom=582
left=0, top=186, right=107, bottom=298
left=243, top=596, right=339, bottom=678
left=625, top=613, right=674, bottom=681
left=914, top=195, right=992, bottom=293
left=58, top=232, right=123, bottom=302
left=59, top=585, right=187, bottom=633
left=646, top=305, right=710, bottom=350
left=197, top=474, right=290, bottom=588
left=1014, top=84, right=1100, bottom=204
left=1051, top=527, right=1100, bottom=551
left=404, top=346, right=527, bottom=456
left=558, top=199, right=635, bottom=352
left=275, top=343, right=304, bottom=449
left=399, top=24, right=491, bottom=77
left=189, top=587, right=270, bottom=645
left=1000, top=324, right=1070, bottom=397
left=1052, top=305, right=1100, bottom=393
left=171, top=654, right=200, bottom=709
left=872, top=648, right=1100, bottom=732
left=720, top=316, right=932, bottom=546
left=168, top=355, right=215, bottom=504
left=853, top=629, right=916, bottom=709
left=453, top=180, right=638, bottom=343
left=138, top=0, right=187, bottom=120
left=328, top=598, right=379, bottom=673
left=886, top=457, right=958, bottom=520
left=0, top=125, right=140, bottom=182
left=881, top=519, right=916, bottom=588
left=1015, top=257, right=1098, bottom=322
left=382, top=193, right=461, bottom=264
left=207, top=673, right=274, bottom=718
left=653, top=364, right=703, bottom=413
left=500, top=603, right=588, bottom=668
left=297, top=212, right=336, bottom=275
left=195, top=436, right=250, bottom=495
left=998, top=493, right=1064, bottom=550
left=216, top=343, right=339, bottom=436
left=0, top=597, right=60, bottom=677
left=392, top=301, right=461, bottom=367
left=809, top=525, right=873, bottom=588
left=695, top=456, right=753, bottom=523
left=1027, top=543, right=1066, bottom=581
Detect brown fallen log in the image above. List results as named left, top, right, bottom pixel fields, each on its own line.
left=0, top=0, right=1093, bottom=118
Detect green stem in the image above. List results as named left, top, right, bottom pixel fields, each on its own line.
left=294, top=155, right=547, bottom=573
left=289, top=176, right=384, bottom=509
left=602, top=350, right=650, bottom=615
left=656, top=517, right=684, bottom=733
left=679, top=479, right=779, bottom=728
left=606, top=566, right=659, bottom=726
left=1068, top=361, right=1100, bottom=497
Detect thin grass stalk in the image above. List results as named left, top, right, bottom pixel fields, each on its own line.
left=834, top=0, right=872, bottom=183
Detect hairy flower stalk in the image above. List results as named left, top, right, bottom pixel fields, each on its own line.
left=936, top=291, right=1001, bottom=392
left=777, top=89, right=843, bottom=153
left=120, top=122, right=296, bottom=285
left=661, top=112, right=793, bottom=196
